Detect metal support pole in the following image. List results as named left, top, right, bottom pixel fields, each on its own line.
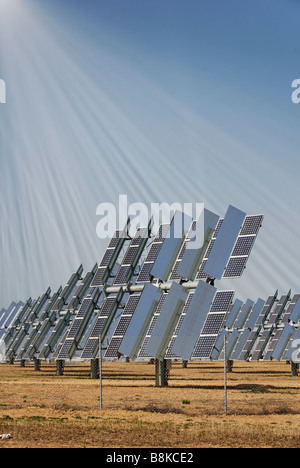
left=34, top=358, right=41, bottom=372
left=99, top=334, right=103, bottom=410
left=291, top=361, right=299, bottom=377
left=99, top=335, right=107, bottom=410
left=224, top=334, right=227, bottom=414
left=56, top=359, right=64, bottom=376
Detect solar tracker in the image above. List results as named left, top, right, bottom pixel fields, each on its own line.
left=89, top=227, right=129, bottom=289
left=231, top=329, right=251, bottom=360
left=0, top=203, right=269, bottom=381
left=234, top=299, right=255, bottom=329
left=38, top=311, right=73, bottom=360
left=225, top=299, right=244, bottom=329
left=191, top=290, right=235, bottom=359
left=165, top=293, right=194, bottom=359
left=223, top=215, right=263, bottom=278
left=210, top=329, right=230, bottom=360
left=230, top=298, right=265, bottom=360
left=285, top=327, right=300, bottom=361
left=24, top=289, right=63, bottom=361
left=235, top=294, right=277, bottom=361
left=137, top=292, right=168, bottom=359
left=16, top=289, right=62, bottom=362
left=177, top=209, right=219, bottom=281
left=5, top=299, right=39, bottom=361
left=67, top=265, right=98, bottom=310
left=118, top=284, right=162, bottom=360
left=37, top=268, right=94, bottom=360
left=2, top=300, right=33, bottom=359
left=210, top=299, right=244, bottom=360
left=81, top=227, right=152, bottom=360
left=57, top=288, right=101, bottom=360
left=244, top=298, right=265, bottom=330
left=171, top=281, right=217, bottom=361
left=203, top=205, right=246, bottom=280
left=136, top=224, right=169, bottom=283
left=196, top=214, right=263, bottom=282
left=145, top=282, right=189, bottom=360
left=224, top=329, right=241, bottom=360
left=251, top=294, right=290, bottom=361
left=52, top=266, right=83, bottom=311
left=288, top=295, right=300, bottom=323
left=151, top=211, right=192, bottom=282
left=251, top=328, right=274, bottom=361
left=113, top=227, right=149, bottom=285
left=81, top=291, right=125, bottom=359
left=0, top=302, right=16, bottom=330
left=6, top=288, right=52, bottom=363
left=263, top=294, right=300, bottom=361
left=264, top=320, right=291, bottom=361
left=0, top=302, right=24, bottom=339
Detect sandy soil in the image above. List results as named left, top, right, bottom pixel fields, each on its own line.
left=0, top=360, right=300, bottom=448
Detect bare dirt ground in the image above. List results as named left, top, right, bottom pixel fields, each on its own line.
left=0, top=360, right=300, bottom=448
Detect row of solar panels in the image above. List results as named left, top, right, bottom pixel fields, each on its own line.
left=1, top=205, right=282, bottom=366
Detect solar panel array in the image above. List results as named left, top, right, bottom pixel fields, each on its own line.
left=6, top=205, right=295, bottom=372
left=208, top=291, right=300, bottom=364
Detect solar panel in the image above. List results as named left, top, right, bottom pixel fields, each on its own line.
left=191, top=290, right=235, bottom=359
left=36, top=268, right=102, bottom=362
left=235, top=294, right=276, bottom=361
left=244, top=298, right=265, bottom=330
left=224, top=329, right=241, bottom=360
left=195, top=213, right=263, bottom=282
left=177, top=209, right=219, bottom=281
left=250, top=294, right=290, bottom=361
left=203, top=205, right=246, bottom=280
left=53, top=266, right=83, bottom=311
left=231, top=329, right=251, bottom=360
left=234, top=299, right=254, bottom=329
left=136, top=224, right=169, bottom=283
left=267, top=293, right=291, bottom=325
left=240, top=215, right=264, bottom=235
left=113, top=227, right=149, bottom=286
left=1, top=203, right=270, bottom=377
left=225, top=299, right=244, bottom=329
left=171, top=281, right=217, bottom=360
left=118, top=284, right=162, bottom=359
left=0, top=302, right=17, bottom=329
left=222, top=215, right=263, bottom=278
left=289, top=296, right=300, bottom=323
left=0, top=302, right=24, bottom=340
left=284, top=327, right=300, bottom=361
left=17, top=289, right=63, bottom=362
left=264, top=317, right=291, bottom=361
left=145, top=282, right=189, bottom=360
left=57, top=288, right=101, bottom=360
left=38, top=311, right=72, bottom=360
left=80, top=288, right=126, bottom=360
left=6, top=288, right=52, bottom=363
left=151, top=211, right=192, bottom=282
left=90, top=229, right=128, bottom=288
left=210, top=329, right=229, bottom=360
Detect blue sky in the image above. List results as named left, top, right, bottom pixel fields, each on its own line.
left=0, top=0, right=300, bottom=306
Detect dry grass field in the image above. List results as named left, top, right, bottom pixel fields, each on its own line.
left=0, top=360, right=300, bottom=448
